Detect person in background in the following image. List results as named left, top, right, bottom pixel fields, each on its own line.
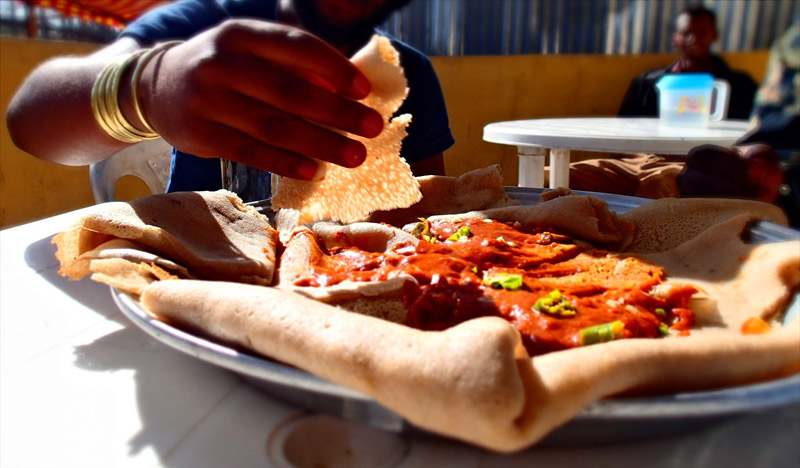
left=560, top=3, right=759, bottom=199
left=677, top=21, right=800, bottom=227
left=619, top=4, right=757, bottom=120
left=6, top=0, right=454, bottom=194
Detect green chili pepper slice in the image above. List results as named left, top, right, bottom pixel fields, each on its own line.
left=448, top=226, right=471, bottom=242
left=533, top=289, right=577, bottom=316
left=410, top=218, right=438, bottom=243
left=579, top=320, right=625, bottom=346
left=482, top=272, right=523, bottom=291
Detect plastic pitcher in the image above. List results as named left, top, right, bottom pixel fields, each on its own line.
left=655, top=73, right=730, bottom=127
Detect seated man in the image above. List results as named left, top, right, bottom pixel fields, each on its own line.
left=559, top=4, right=758, bottom=199
left=6, top=0, right=454, bottom=194
left=619, top=4, right=757, bottom=120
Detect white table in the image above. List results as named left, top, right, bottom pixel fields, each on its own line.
left=483, top=117, right=750, bottom=189
left=2, top=208, right=799, bottom=468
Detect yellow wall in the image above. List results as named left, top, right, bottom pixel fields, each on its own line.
left=0, top=37, right=769, bottom=228
left=433, top=51, right=768, bottom=181
left=1, top=38, right=98, bottom=229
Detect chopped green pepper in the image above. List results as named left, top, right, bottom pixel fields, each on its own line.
left=579, top=320, right=625, bottom=346
left=654, top=307, right=666, bottom=316
left=658, top=323, right=670, bottom=336
left=448, top=226, right=471, bottom=242
left=410, top=218, right=438, bottom=243
left=482, top=272, right=523, bottom=291
left=533, top=289, right=576, bottom=316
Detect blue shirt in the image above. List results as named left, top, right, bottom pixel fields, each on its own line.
left=122, top=0, right=454, bottom=192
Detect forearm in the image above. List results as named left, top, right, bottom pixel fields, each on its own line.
left=6, top=40, right=143, bottom=165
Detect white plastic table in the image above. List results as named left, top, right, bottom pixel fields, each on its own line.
left=2, top=207, right=798, bottom=467
left=483, top=117, right=750, bottom=188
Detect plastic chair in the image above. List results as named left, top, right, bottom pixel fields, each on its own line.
left=89, top=137, right=173, bottom=203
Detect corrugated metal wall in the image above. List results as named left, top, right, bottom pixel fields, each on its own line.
left=382, top=0, right=799, bottom=56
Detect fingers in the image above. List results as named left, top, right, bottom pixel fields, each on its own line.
left=191, top=122, right=322, bottom=180
left=145, top=19, right=387, bottom=178
left=742, top=148, right=784, bottom=202
left=684, top=144, right=746, bottom=176
left=738, top=143, right=778, bottom=164
left=216, top=20, right=371, bottom=100
left=216, top=54, right=383, bottom=138
left=212, top=91, right=368, bottom=168
left=676, top=165, right=750, bottom=197
left=678, top=144, right=784, bottom=202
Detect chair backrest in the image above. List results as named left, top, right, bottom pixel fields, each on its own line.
left=89, top=138, right=173, bottom=203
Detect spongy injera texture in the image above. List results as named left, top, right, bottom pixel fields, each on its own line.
left=271, top=35, right=421, bottom=224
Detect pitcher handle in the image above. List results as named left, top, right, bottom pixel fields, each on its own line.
left=710, top=79, right=730, bottom=121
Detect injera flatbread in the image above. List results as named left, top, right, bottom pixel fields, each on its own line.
left=141, top=269, right=800, bottom=452
left=367, top=165, right=519, bottom=227
left=645, top=214, right=800, bottom=330
left=52, top=182, right=800, bottom=452
left=53, top=190, right=278, bottom=288
left=621, top=197, right=789, bottom=253
left=271, top=35, right=421, bottom=224
left=137, top=196, right=800, bottom=452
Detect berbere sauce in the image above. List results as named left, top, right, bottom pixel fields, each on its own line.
left=290, top=219, right=696, bottom=356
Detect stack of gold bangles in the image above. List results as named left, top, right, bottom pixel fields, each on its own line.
left=90, top=40, right=183, bottom=143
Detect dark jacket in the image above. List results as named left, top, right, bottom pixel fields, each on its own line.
left=618, top=55, right=758, bottom=120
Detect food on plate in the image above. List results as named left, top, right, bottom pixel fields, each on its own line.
left=52, top=181, right=800, bottom=452
left=366, top=164, right=519, bottom=227
left=140, top=269, right=799, bottom=453
left=53, top=190, right=277, bottom=293
left=278, top=215, right=695, bottom=356
left=271, top=34, right=421, bottom=224
left=619, top=197, right=788, bottom=253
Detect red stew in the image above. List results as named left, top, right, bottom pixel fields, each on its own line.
left=292, top=219, right=696, bottom=356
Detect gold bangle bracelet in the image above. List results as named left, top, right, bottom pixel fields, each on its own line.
left=104, top=51, right=152, bottom=140
left=107, top=51, right=155, bottom=139
left=91, top=57, right=142, bottom=143
left=130, top=40, right=184, bottom=134
left=90, top=48, right=163, bottom=143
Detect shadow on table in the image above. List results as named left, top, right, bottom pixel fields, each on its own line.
left=67, top=324, right=800, bottom=468
left=24, top=234, right=125, bottom=325
left=71, top=324, right=244, bottom=465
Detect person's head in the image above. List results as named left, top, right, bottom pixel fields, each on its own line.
left=283, top=0, right=413, bottom=51
left=671, top=5, right=718, bottom=63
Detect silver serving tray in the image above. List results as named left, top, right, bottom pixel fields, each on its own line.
left=112, top=188, right=800, bottom=445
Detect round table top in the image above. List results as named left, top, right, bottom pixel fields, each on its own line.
left=483, top=117, right=751, bottom=155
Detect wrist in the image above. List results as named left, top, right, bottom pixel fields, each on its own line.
left=113, top=41, right=183, bottom=140
left=118, top=58, right=146, bottom=132
left=132, top=41, right=183, bottom=134
left=90, top=50, right=155, bottom=143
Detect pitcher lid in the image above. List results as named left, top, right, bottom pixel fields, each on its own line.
left=656, top=73, right=714, bottom=90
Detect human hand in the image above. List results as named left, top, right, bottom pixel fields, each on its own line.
left=676, top=144, right=784, bottom=203
left=137, top=19, right=384, bottom=180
